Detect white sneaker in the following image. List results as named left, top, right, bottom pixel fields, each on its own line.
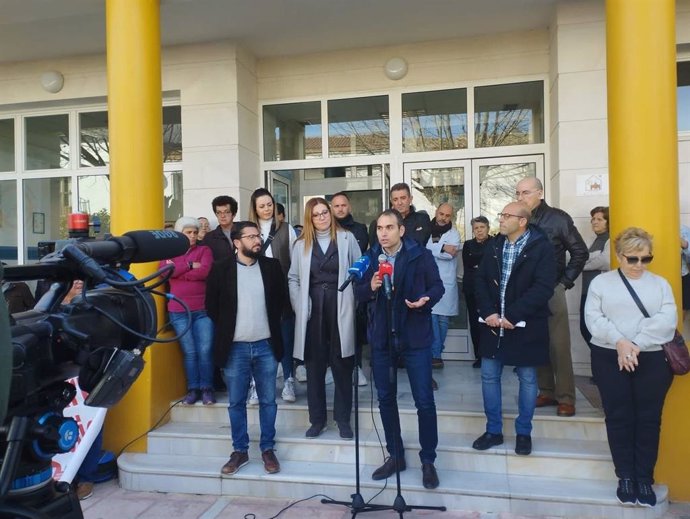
left=295, top=364, right=307, bottom=382
left=282, top=377, right=296, bottom=402
left=247, top=379, right=259, bottom=405
left=325, top=367, right=334, bottom=385
left=276, top=363, right=284, bottom=380
left=357, top=367, right=368, bottom=386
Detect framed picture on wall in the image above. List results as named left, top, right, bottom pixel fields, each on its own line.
left=32, top=212, right=45, bottom=234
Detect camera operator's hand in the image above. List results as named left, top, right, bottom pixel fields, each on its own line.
left=370, top=271, right=383, bottom=292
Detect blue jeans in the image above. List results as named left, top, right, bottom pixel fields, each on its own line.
left=281, top=315, right=295, bottom=379
left=371, top=346, right=437, bottom=464
left=77, top=429, right=103, bottom=483
left=170, top=310, right=214, bottom=390
left=480, top=357, right=537, bottom=436
left=224, top=340, right=278, bottom=452
left=430, top=314, right=450, bottom=359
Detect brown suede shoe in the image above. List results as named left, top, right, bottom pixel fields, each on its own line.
left=557, top=403, right=576, bottom=417
left=221, top=451, right=249, bottom=475
left=262, top=449, right=281, bottom=474
left=535, top=394, right=558, bottom=407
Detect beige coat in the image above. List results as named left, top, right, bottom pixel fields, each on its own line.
left=288, top=229, right=361, bottom=360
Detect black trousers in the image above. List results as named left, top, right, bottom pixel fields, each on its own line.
left=305, top=288, right=354, bottom=426
left=591, top=345, right=673, bottom=483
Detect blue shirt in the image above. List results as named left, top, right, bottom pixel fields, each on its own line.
left=499, top=230, right=531, bottom=334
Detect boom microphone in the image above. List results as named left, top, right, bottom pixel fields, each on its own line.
left=377, top=254, right=393, bottom=300
left=338, top=255, right=371, bottom=292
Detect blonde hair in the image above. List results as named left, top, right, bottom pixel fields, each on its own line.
left=614, top=227, right=653, bottom=255
left=297, top=197, right=338, bottom=253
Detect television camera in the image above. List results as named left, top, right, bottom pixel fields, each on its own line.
left=0, top=229, right=190, bottom=519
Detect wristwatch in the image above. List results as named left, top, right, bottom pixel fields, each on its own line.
left=188, top=261, right=194, bottom=269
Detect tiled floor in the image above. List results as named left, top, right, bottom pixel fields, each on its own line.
left=82, top=478, right=690, bottom=519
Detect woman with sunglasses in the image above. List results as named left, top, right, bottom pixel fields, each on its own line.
left=585, top=227, right=677, bottom=508
left=288, top=197, right=361, bottom=439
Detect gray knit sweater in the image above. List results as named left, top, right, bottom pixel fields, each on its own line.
left=584, top=269, right=677, bottom=352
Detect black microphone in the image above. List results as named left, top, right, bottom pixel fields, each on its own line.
left=377, top=254, right=393, bottom=300
left=72, top=230, right=190, bottom=264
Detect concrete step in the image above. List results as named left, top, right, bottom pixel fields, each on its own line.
left=147, top=421, right=615, bottom=480
left=118, top=453, right=668, bottom=519
left=170, top=399, right=608, bottom=442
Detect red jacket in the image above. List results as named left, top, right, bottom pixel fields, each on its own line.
left=159, top=244, right=213, bottom=313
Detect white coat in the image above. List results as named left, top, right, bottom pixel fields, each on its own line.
left=426, top=227, right=461, bottom=316
left=288, top=229, right=361, bottom=360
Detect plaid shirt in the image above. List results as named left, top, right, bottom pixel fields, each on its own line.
left=499, top=230, right=531, bottom=335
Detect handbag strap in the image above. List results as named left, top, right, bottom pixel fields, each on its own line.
left=617, top=268, right=650, bottom=318
left=260, top=224, right=278, bottom=255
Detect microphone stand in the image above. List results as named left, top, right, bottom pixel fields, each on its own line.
left=323, top=284, right=446, bottom=517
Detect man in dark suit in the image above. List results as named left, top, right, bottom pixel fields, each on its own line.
left=206, top=221, right=287, bottom=476
left=471, top=202, right=556, bottom=456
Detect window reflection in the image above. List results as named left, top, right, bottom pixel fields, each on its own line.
left=0, top=119, right=14, bottom=172
left=78, top=175, right=111, bottom=237
left=23, top=177, right=71, bottom=260
left=402, top=89, right=468, bottom=152
left=263, top=102, right=322, bottom=161
left=25, top=115, right=70, bottom=170
left=328, top=96, right=389, bottom=156
left=0, top=180, right=18, bottom=262
left=678, top=62, right=690, bottom=133
left=163, top=106, right=182, bottom=163
left=479, top=163, right=536, bottom=233
left=409, top=167, right=466, bottom=240
left=164, top=171, right=183, bottom=224
left=80, top=112, right=109, bottom=167
left=474, top=81, right=544, bottom=147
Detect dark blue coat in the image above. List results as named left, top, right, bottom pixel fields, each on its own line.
left=474, top=225, right=556, bottom=367
left=355, top=238, right=444, bottom=351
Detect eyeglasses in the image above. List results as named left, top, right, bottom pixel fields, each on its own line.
left=515, top=190, right=538, bottom=197
left=215, top=210, right=233, bottom=216
left=312, top=210, right=330, bottom=219
left=622, top=254, right=654, bottom=265
left=497, top=212, right=525, bottom=220
left=240, top=234, right=262, bottom=241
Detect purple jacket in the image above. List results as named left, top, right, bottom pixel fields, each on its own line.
left=159, top=244, right=213, bottom=313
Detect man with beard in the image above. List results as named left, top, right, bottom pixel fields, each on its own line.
left=206, top=221, right=287, bottom=476
left=369, top=183, right=431, bottom=248
left=331, top=191, right=368, bottom=253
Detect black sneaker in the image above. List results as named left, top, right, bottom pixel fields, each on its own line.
left=514, top=434, right=532, bottom=455
left=616, top=478, right=636, bottom=506
left=472, top=432, right=504, bottom=451
left=337, top=422, right=353, bottom=440
left=636, top=481, right=657, bottom=507
left=305, top=423, right=327, bottom=438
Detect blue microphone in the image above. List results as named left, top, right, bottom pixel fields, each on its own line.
left=338, top=255, right=371, bottom=292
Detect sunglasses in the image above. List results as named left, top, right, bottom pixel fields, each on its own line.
left=622, top=254, right=654, bottom=265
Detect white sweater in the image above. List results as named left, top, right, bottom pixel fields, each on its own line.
left=584, top=269, right=677, bottom=352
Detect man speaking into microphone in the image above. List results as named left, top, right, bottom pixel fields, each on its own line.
left=355, top=209, right=444, bottom=490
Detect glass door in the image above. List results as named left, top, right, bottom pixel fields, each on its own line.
left=404, top=160, right=471, bottom=359
left=471, top=155, right=544, bottom=234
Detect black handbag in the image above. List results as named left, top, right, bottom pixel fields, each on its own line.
left=618, top=269, right=690, bottom=375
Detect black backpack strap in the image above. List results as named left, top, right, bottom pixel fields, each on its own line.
left=617, top=268, right=650, bottom=318
left=260, top=223, right=278, bottom=255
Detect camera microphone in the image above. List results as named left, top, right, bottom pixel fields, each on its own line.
left=73, top=230, right=189, bottom=265
left=338, top=254, right=371, bottom=292
left=377, top=254, right=393, bottom=300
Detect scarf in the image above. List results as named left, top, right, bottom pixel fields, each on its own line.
left=429, top=218, right=452, bottom=243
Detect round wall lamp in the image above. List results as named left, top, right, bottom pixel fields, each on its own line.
left=383, top=57, right=408, bottom=80
left=40, top=71, right=64, bottom=93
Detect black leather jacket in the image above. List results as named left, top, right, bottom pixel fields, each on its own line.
left=530, top=201, right=588, bottom=289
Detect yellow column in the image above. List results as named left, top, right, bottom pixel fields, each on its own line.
left=103, top=0, right=185, bottom=454
left=606, top=0, right=688, bottom=499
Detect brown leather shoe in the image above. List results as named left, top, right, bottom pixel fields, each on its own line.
left=221, top=451, right=249, bottom=475
left=261, top=449, right=281, bottom=474
left=557, top=403, right=576, bottom=417
left=535, top=394, right=558, bottom=407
